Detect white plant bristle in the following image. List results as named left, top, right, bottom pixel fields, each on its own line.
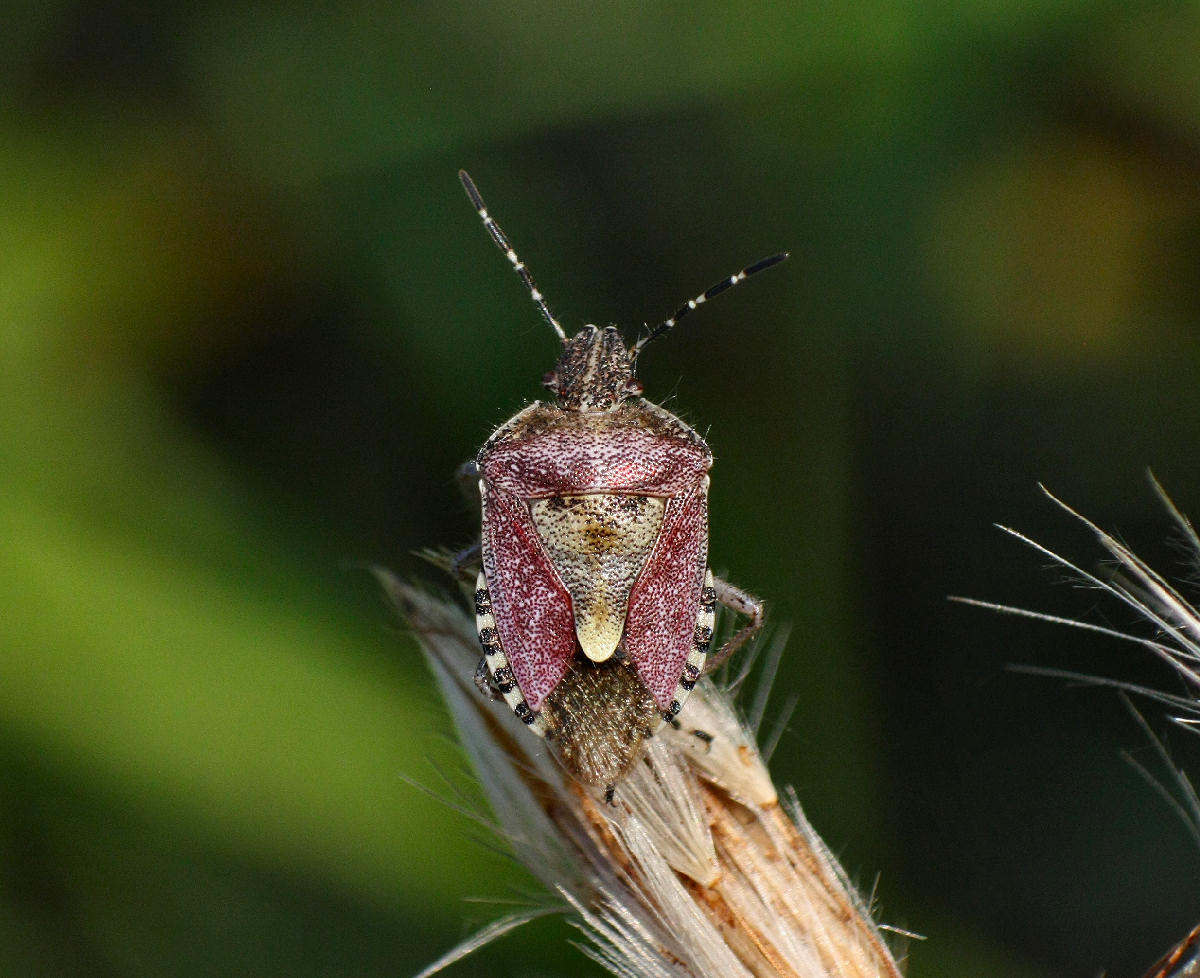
left=381, top=571, right=904, bottom=978
left=957, top=478, right=1200, bottom=726
left=612, top=738, right=719, bottom=885
left=956, top=474, right=1200, bottom=845
left=660, top=680, right=778, bottom=808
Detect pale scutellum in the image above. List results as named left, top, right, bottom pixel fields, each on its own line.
left=379, top=559, right=908, bottom=978
left=955, top=474, right=1200, bottom=977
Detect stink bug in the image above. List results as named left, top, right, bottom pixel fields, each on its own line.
left=459, top=170, right=784, bottom=796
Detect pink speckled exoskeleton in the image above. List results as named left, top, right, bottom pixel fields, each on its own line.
left=458, top=170, right=785, bottom=799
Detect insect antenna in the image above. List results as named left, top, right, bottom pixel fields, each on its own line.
left=631, top=251, right=789, bottom=358
left=459, top=170, right=567, bottom=343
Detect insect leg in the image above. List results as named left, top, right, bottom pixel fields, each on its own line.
left=450, top=541, right=482, bottom=580
left=449, top=462, right=483, bottom=579
left=455, top=460, right=481, bottom=505
left=703, top=575, right=765, bottom=674
left=474, top=656, right=498, bottom=699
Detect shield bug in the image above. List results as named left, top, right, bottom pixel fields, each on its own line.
left=459, top=170, right=784, bottom=797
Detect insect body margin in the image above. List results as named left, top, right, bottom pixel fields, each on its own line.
left=474, top=569, right=548, bottom=737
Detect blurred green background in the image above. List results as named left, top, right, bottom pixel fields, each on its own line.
left=4, top=1, right=1200, bottom=975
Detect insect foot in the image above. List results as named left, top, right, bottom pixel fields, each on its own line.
left=459, top=170, right=785, bottom=795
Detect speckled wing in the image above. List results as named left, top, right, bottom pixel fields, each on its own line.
left=481, top=399, right=712, bottom=712
left=624, top=479, right=709, bottom=710
left=480, top=482, right=576, bottom=712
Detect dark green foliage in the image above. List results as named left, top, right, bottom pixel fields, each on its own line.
left=3, top=2, right=1200, bottom=975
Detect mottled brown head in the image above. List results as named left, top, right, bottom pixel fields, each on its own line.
left=543, top=325, right=645, bottom=413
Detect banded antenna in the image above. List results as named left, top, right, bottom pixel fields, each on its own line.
left=631, top=251, right=789, bottom=358
left=459, top=170, right=567, bottom=343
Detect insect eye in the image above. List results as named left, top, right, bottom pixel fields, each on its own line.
left=542, top=370, right=558, bottom=390
left=625, top=378, right=645, bottom=396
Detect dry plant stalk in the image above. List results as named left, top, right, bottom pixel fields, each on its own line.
left=379, top=569, right=905, bottom=978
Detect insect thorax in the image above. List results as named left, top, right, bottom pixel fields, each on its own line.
left=478, top=397, right=711, bottom=461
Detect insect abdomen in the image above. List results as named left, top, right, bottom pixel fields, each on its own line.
left=542, top=659, right=659, bottom=787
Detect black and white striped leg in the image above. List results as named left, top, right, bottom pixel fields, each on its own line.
left=474, top=571, right=548, bottom=737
